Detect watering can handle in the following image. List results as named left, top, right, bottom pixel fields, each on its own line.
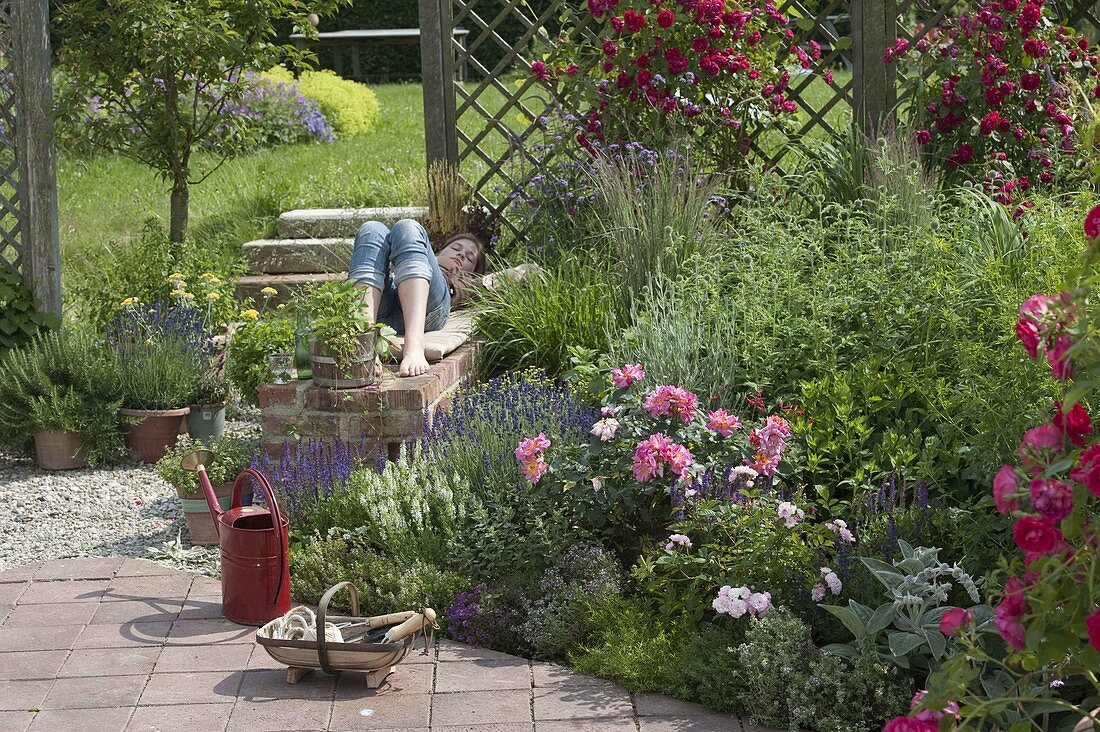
left=196, top=465, right=223, bottom=539
left=231, top=468, right=288, bottom=607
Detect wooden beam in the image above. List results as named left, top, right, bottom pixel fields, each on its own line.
left=419, top=0, right=458, bottom=167
left=851, top=0, right=897, bottom=137
left=11, top=0, right=60, bottom=316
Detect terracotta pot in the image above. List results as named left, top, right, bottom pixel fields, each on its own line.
left=34, top=430, right=87, bottom=470
left=311, top=332, right=378, bottom=389
left=119, top=407, right=190, bottom=463
left=177, top=482, right=233, bottom=546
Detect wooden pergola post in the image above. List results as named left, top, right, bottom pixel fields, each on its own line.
left=851, top=0, right=897, bottom=138
left=10, top=0, right=60, bottom=316
left=419, top=0, right=458, bottom=168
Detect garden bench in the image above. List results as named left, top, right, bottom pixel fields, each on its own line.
left=289, top=29, right=471, bottom=82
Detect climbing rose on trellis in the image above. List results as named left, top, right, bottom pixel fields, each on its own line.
left=537, top=0, right=817, bottom=172
left=890, top=1, right=1099, bottom=210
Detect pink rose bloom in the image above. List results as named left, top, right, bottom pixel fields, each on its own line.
left=993, top=465, right=1020, bottom=514
left=746, top=591, right=772, bottom=616
left=611, top=363, right=645, bottom=388
left=515, top=433, right=550, bottom=462
left=1047, top=335, right=1075, bottom=381
left=1053, top=401, right=1093, bottom=447
left=810, top=584, right=826, bottom=602
left=632, top=441, right=661, bottom=483
left=519, top=456, right=548, bottom=484
left=882, top=719, right=936, bottom=732
left=1085, top=204, right=1100, bottom=243
left=1016, top=318, right=1040, bottom=359
left=939, top=607, right=972, bottom=636
left=1028, top=478, right=1074, bottom=522
left=1020, top=293, right=1055, bottom=320
left=705, top=408, right=742, bottom=437
left=1013, top=515, right=1063, bottom=555
left=1087, top=609, right=1100, bottom=653
left=662, top=442, right=694, bottom=477
left=644, top=385, right=699, bottom=423
left=994, top=601, right=1027, bottom=650
left=1018, top=424, right=1064, bottom=465
left=1070, top=444, right=1100, bottom=497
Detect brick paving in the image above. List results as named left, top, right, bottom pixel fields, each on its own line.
left=0, top=558, right=773, bottom=732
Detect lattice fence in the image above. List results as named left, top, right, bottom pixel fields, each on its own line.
left=0, top=0, right=23, bottom=275
left=420, top=0, right=1100, bottom=239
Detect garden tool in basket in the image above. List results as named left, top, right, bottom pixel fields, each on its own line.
left=256, top=582, right=437, bottom=689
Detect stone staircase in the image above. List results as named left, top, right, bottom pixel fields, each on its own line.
left=236, top=206, right=428, bottom=304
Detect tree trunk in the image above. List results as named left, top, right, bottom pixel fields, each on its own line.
left=169, top=181, right=189, bottom=243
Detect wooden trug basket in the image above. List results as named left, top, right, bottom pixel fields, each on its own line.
left=256, top=581, right=435, bottom=688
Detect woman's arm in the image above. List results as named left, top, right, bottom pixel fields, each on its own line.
left=482, top=263, right=543, bottom=291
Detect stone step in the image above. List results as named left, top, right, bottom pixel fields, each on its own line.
left=243, top=238, right=354, bottom=275
left=277, top=206, right=428, bottom=239
left=235, top=272, right=345, bottom=306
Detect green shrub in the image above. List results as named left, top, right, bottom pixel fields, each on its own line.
left=520, top=545, right=622, bottom=660
left=474, top=256, right=618, bottom=378
left=788, top=651, right=914, bottom=732
left=292, top=69, right=380, bottom=137
left=729, top=608, right=816, bottom=728
left=115, top=336, right=205, bottom=411
left=290, top=531, right=466, bottom=617
left=0, top=269, right=59, bottom=351
left=225, top=315, right=295, bottom=405
left=156, top=435, right=259, bottom=494
left=0, top=328, right=125, bottom=465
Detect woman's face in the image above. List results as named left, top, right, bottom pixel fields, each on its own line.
left=439, top=236, right=480, bottom=273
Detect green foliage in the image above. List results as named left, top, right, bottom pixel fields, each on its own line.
left=474, top=255, right=617, bottom=378
left=788, top=651, right=915, bottom=732
left=54, top=0, right=346, bottom=241
left=728, top=608, right=816, bottom=728
left=821, top=542, right=982, bottom=675
left=634, top=498, right=840, bottom=620
left=0, top=328, right=125, bottom=465
left=225, top=315, right=295, bottom=405
left=156, top=435, right=259, bottom=494
left=67, top=220, right=243, bottom=333
left=292, top=444, right=479, bottom=566
left=0, top=269, right=59, bottom=351
left=116, top=337, right=205, bottom=411
left=289, top=69, right=380, bottom=137
left=295, top=279, right=394, bottom=374
left=289, top=531, right=466, bottom=616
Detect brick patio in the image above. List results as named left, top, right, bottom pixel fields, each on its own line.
left=0, top=558, right=772, bottom=732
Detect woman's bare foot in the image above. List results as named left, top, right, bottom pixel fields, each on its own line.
left=399, top=349, right=430, bottom=377
left=372, top=354, right=383, bottom=378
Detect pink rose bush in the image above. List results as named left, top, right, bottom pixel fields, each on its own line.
left=536, top=0, right=817, bottom=171
left=890, top=2, right=1099, bottom=210
left=901, top=205, right=1100, bottom=728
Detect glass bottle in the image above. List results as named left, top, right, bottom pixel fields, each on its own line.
left=294, top=311, right=312, bottom=380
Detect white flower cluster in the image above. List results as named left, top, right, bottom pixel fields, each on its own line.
left=664, top=533, right=692, bottom=551
left=811, top=566, right=843, bottom=602
left=713, top=585, right=772, bottom=618
left=776, top=500, right=805, bottom=528
left=825, top=518, right=855, bottom=543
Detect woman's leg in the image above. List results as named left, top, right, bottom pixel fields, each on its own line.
left=347, top=221, right=399, bottom=376
left=388, top=219, right=451, bottom=377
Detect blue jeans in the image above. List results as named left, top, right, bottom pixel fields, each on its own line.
left=347, top=219, right=451, bottom=335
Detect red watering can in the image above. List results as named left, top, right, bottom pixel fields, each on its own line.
left=181, top=450, right=292, bottom=626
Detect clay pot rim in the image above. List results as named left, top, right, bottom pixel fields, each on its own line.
left=120, top=406, right=191, bottom=417
left=34, top=428, right=81, bottom=438
left=174, top=481, right=234, bottom=499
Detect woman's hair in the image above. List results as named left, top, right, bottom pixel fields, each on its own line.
left=443, top=232, right=488, bottom=274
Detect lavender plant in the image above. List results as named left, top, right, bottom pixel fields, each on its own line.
left=208, top=71, right=333, bottom=151
left=253, top=438, right=371, bottom=521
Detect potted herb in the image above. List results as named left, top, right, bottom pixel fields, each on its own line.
left=187, top=369, right=229, bottom=441
left=298, top=280, right=395, bottom=389
left=0, top=329, right=125, bottom=469
left=157, top=435, right=258, bottom=545
left=115, top=335, right=204, bottom=463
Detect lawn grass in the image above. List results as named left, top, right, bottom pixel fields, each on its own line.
left=57, top=71, right=852, bottom=294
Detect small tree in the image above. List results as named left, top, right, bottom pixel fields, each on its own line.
left=55, top=0, right=345, bottom=243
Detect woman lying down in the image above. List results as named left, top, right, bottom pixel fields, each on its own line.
left=347, top=218, right=537, bottom=377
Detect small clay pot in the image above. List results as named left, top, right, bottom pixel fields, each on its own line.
left=34, top=430, right=87, bottom=470
left=311, top=332, right=379, bottom=389
left=177, top=482, right=233, bottom=546
left=120, top=407, right=190, bottom=463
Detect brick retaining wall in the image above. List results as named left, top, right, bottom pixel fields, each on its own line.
left=258, top=342, right=478, bottom=458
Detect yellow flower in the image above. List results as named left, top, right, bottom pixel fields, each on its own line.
left=167, top=272, right=186, bottom=283
left=181, top=292, right=196, bottom=301
left=206, top=292, right=221, bottom=302
left=260, top=286, right=278, bottom=297
left=199, top=272, right=221, bottom=284
left=276, top=303, right=286, bottom=310
left=241, top=309, right=259, bottom=321
left=120, top=297, right=139, bottom=307
left=169, top=289, right=188, bottom=298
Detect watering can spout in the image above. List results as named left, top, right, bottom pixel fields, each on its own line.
left=180, top=449, right=224, bottom=532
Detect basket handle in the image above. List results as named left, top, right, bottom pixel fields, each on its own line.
left=316, top=581, right=360, bottom=675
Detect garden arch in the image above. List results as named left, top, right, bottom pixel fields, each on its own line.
left=418, top=0, right=1100, bottom=237
left=2, top=0, right=60, bottom=315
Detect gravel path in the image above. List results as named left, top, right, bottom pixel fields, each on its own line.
left=0, top=419, right=262, bottom=575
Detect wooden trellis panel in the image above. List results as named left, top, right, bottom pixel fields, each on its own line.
left=2, top=0, right=60, bottom=314
left=419, top=0, right=1100, bottom=237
